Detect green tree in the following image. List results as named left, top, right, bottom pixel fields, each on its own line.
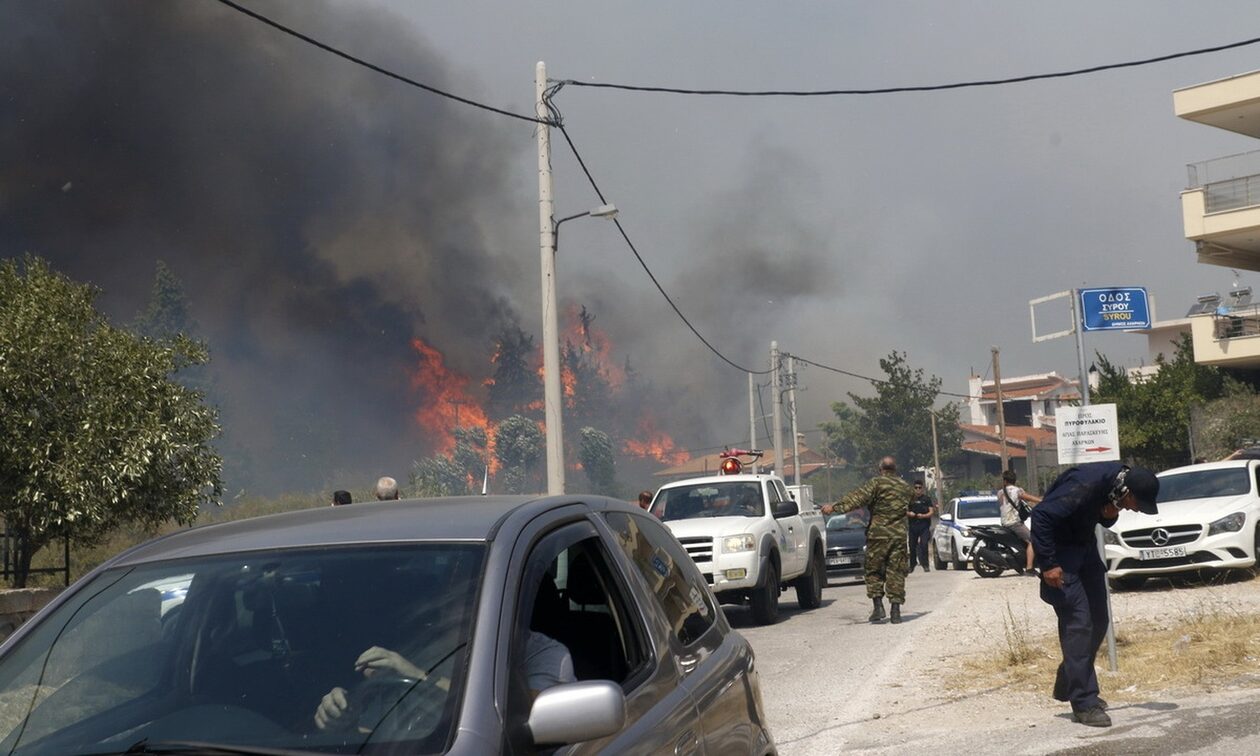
left=411, top=456, right=466, bottom=497
left=821, top=351, right=962, bottom=475
left=133, top=260, right=197, bottom=340
left=0, top=256, right=222, bottom=586
left=578, top=427, right=617, bottom=496
left=1094, top=335, right=1233, bottom=469
left=494, top=415, right=544, bottom=494
left=1194, top=392, right=1260, bottom=460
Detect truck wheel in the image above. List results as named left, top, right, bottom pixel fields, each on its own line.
left=931, top=541, right=947, bottom=571
left=750, top=561, right=780, bottom=625
left=795, top=547, right=824, bottom=610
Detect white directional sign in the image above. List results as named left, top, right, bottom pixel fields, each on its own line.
left=1055, top=404, right=1120, bottom=465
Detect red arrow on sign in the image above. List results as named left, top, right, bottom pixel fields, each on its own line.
left=1084, top=446, right=1111, bottom=453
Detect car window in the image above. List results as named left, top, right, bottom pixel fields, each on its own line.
left=603, top=511, right=717, bottom=649
left=1158, top=467, right=1252, bottom=502
left=773, top=480, right=790, bottom=504
left=957, top=498, right=1000, bottom=519
left=827, top=513, right=866, bottom=531
left=0, top=545, right=483, bottom=756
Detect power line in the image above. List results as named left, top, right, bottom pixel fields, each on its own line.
left=559, top=35, right=1260, bottom=97
left=791, top=355, right=975, bottom=400
left=211, top=0, right=550, bottom=126
left=552, top=119, right=771, bottom=375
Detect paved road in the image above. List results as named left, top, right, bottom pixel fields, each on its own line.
left=731, top=567, right=1260, bottom=755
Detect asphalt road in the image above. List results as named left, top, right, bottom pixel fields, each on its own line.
left=730, top=567, right=1260, bottom=755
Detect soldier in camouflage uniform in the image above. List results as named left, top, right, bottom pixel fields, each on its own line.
left=822, top=456, right=913, bottom=624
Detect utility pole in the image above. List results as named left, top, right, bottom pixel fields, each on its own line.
left=787, top=354, right=802, bottom=488
left=749, top=372, right=757, bottom=453
left=771, top=342, right=784, bottom=479
left=992, top=346, right=1009, bottom=473
left=930, top=411, right=944, bottom=508
left=536, top=61, right=564, bottom=495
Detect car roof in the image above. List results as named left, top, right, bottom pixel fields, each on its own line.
left=1160, top=460, right=1255, bottom=476
left=954, top=495, right=998, bottom=503
left=107, top=495, right=577, bottom=567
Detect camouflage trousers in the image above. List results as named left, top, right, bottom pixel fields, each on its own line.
left=864, top=536, right=907, bottom=604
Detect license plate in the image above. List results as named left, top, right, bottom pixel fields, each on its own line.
left=1139, top=545, right=1187, bottom=561
left=827, top=556, right=855, bottom=566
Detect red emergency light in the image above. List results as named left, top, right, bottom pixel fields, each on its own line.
left=719, top=457, right=742, bottom=475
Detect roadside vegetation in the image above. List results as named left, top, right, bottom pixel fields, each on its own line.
left=965, top=591, right=1260, bottom=702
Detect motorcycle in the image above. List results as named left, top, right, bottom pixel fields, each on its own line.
left=969, top=524, right=1032, bottom=578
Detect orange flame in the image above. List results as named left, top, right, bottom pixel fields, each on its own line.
left=409, top=338, right=494, bottom=468
left=622, top=416, right=691, bottom=465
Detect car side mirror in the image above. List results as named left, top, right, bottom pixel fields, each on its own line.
left=772, top=500, right=797, bottom=519
left=939, top=513, right=953, bottom=522
left=529, top=680, right=626, bottom=746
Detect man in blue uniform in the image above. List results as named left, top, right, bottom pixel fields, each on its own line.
left=1031, top=462, right=1159, bottom=728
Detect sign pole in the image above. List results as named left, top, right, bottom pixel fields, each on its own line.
left=1072, top=288, right=1091, bottom=407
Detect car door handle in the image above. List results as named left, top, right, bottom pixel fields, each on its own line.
left=679, top=653, right=699, bottom=675
left=675, top=729, right=700, bottom=756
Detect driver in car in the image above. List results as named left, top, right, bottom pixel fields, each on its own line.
left=313, top=631, right=574, bottom=731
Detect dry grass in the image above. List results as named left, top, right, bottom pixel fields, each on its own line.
left=962, top=604, right=1260, bottom=701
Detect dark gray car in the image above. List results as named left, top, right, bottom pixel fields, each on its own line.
left=0, top=496, right=776, bottom=755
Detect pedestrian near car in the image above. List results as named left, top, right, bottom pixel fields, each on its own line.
left=906, top=481, right=935, bottom=573
left=1030, top=462, right=1159, bottom=728
left=998, top=469, right=1041, bottom=573
left=331, top=490, right=352, bottom=507
left=374, top=476, right=400, bottom=501
left=637, top=490, right=653, bottom=511
left=822, top=456, right=913, bottom=624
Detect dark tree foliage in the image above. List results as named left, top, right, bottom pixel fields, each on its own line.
left=494, top=414, right=544, bottom=494
left=1093, top=335, right=1234, bottom=469
left=487, top=323, right=539, bottom=421
left=820, top=351, right=962, bottom=475
left=578, top=427, right=618, bottom=496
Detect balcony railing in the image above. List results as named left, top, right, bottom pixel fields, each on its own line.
left=1213, top=304, right=1260, bottom=340
left=1188, top=149, right=1260, bottom=213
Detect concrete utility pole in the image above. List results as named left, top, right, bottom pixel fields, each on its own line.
left=749, top=372, right=757, bottom=453
left=771, top=342, right=784, bottom=478
left=536, top=61, right=564, bottom=495
left=930, top=411, right=944, bottom=508
left=787, top=354, right=802, bottom=488
left=992, top=346, right=1009, bottom=473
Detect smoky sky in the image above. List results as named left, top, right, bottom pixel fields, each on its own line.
left=1, top=1, right=540, bottom=493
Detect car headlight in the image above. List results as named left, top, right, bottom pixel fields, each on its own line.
left=1102, top=528, right=1120, bottom=545
left=960, top=527, right=972, bottom=538
left=1208, top=512, right=1247, bottom=536
left=723, top=534, right=756, bottom=553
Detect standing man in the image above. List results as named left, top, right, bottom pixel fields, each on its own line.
left=821, top=456, right=913, bottom=624
left=906, top=481, right=936, bottom=573
left=374, top=476, right=401, bottom=501
left=1031, top=462, right=1159, bottom=728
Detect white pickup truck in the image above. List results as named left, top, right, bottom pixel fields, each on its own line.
left=649, top=472, right=827, bottom=624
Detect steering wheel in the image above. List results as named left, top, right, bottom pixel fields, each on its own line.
left=349, top=673, right=445, bottom=738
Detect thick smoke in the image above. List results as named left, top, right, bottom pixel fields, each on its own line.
left=1, top=1, right=534, bottom=494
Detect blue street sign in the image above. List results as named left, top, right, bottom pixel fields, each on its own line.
left=1079, top=287, right=1151, bottom=331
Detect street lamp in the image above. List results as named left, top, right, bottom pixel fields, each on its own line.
left=540, top=203, right=618, bottom=495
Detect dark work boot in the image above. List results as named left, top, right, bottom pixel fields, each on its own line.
left=869, top=598, right=886, bottom=622
left=1071, top=706, right=1111, bottom=728
left=890, top=603, right=902, bottom=624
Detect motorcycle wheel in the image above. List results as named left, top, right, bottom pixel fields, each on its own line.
left=972, top=549, right=1004, bottom=578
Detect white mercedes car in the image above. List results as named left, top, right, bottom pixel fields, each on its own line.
left=1104, top=459, right=1260, bottom=589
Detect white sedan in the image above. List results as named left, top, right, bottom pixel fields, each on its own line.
left=1104, top=459, right=1260, bottom=589
left=931, top=495, right=1001, bottom=570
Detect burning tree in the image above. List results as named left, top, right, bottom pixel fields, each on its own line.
left=486, top=323, right=539, bottom=422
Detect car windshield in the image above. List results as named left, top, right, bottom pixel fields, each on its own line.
left=1158, top=468, right=1252, bottom=502
left=827, top=513, right=866, bottom=531
left=0, top=544, right=484, bottom=756
left=653, top=482, right=763, bottom=521
left=957, top=498, right=1000, bottom=520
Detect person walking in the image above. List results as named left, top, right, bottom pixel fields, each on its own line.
left=821, top=456, right=913, bottom=624
left=373, top=476, right=401, bottom=501
left=1030, top=462, right=1159, bottom=728
left=906, top=481, right=936, bottom=573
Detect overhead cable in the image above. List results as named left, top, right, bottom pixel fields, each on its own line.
left=558, top=35, right=1260, bottom=97
left=211, top=0, right=551, bottom=125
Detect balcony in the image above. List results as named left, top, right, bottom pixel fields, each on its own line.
left=1182, top=149, right=1260, bottom=271
left=1189, top=300, right=1260, bottom=368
